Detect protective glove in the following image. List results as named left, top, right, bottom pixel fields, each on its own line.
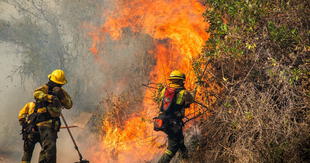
left=52, top=96, right=62, bottom=107
left=19, top=119, right=28, bottom=135
left=19, top=118, right=27, bottom=126
left=52, top=87, right=65, bottom=99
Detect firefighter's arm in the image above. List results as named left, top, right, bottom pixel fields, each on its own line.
left=33, top=86, right=53, bottom=102
left=183, top=90, right=195, bottom=107
left=59, top=89, right=73, bottom=109
left=176, top=90, right=194, bottom=107
left=175, top=90, right=192, bottom=118
left=18, top=103, right=30, bottom=125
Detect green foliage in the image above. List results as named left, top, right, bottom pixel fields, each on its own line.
left=269, top=141, right=290, bottom=162
left=288, top=68, right=304, bottom=85
left=244, top=111, right=254, bottom=120
left=203, top=1, right=264, bottom=59
left=223, top=101, right=232, bottom=108
left=192, top=0, right=310, bottom=162
left=267, top=21, right=299, bottom=48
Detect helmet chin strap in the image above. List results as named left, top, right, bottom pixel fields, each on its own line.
left=47, top=80, right=63, bottom=88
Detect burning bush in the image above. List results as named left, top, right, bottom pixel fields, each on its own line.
left=86, top=0, right=224, bottom=162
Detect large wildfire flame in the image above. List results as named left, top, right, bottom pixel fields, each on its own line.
left=87, top=0, right=220, bottom=162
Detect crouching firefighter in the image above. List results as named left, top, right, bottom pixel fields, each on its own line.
left=33, top=69, right=73, bottom=163
left=18, top=102, right=41, bottom=163
left=154, top=70, right=194, bottom=163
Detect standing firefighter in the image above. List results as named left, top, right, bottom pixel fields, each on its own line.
left=18, top=102, right=41, bottom=163
left=33, top=69, right=73, bottom=163
left=155, top=70, right=194, bottom=163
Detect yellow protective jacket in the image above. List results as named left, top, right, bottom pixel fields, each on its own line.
left=18, top=102, right=36, bottom=122
left=33, top=84, right=73, bottom=127
left=160, top=83, right=194, bottom=107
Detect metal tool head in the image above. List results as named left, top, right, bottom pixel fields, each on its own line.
left=74, top=160, right=90, bottom=163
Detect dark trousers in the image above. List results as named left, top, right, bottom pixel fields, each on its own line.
left=38, top=126, right=58, bottom=163
left=158, top=120, right=188, bottom=163
left=22, top=132, right=41, bottom=162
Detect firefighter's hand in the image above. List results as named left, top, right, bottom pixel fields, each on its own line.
left=19, top=118, right=26, bottom=127
left=52, top=87, right=64, bottom=99
left=184, top=91, right=195, bottom=106
left=52, top=96, right=62, bottom=107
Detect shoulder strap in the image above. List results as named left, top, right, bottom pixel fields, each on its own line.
left=175, top=89, right=187, bottom=105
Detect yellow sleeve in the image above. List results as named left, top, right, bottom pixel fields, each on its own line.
left=18, top=103, right=30, bottom=120
left=33, top=85, right=53, bottom=102
left=176, top=90, right=194, bottom=107
left=60, top=88, right=73, bottom=109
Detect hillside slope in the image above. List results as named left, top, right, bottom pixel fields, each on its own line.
left=184, top=0, right=309, bottom=162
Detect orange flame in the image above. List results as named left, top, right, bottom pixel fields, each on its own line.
left=87, top=0, right=218, bottom=162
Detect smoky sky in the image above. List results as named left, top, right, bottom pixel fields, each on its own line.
left=0, top=0, right=156, bottom=162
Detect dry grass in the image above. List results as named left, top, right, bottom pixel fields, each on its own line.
left=181, top=1, right=310, bottom=162
left=190, top=80, right=309, bottom=162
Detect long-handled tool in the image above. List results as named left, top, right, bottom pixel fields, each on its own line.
left=183, top=100, right=215, bottom=124
left=193, top=100, right=214, bottom=112
left=60, top=125, right=78, bottom=129
left=60, top=113, right=90, bottom=163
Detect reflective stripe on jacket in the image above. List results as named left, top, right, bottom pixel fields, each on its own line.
left=160, top=84, right=194, bottom=107
left=33, top=84, right=73, bottom=127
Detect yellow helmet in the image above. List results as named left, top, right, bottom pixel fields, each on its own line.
left=168, top=70, right=186, bottom=80
left=48, top=69, right=67, bottom=85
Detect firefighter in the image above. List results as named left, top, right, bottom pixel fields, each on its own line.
left=18, top=102, right=41, bottom=163
left=33, top=69, right=73, bottom=163
left=157, top=70, right=194, bottom=163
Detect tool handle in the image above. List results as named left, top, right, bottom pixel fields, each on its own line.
left=194, top=100, right=215, bottom=113
left=60, top=113, right=84, bottom=161
left=193, top=100, right=207, bottom=108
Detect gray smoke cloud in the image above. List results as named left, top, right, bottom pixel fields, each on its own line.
left=0, top=0, right=155, bottom=162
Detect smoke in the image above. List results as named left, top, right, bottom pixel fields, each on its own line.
left=0, top=43, right=26, bottom=162
left=0, top=0, right=156, bottom=162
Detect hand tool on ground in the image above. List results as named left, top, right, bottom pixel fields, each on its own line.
left=60, top=113, right=90, bottom=163
left=60, top=125, right=78, bottom=129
